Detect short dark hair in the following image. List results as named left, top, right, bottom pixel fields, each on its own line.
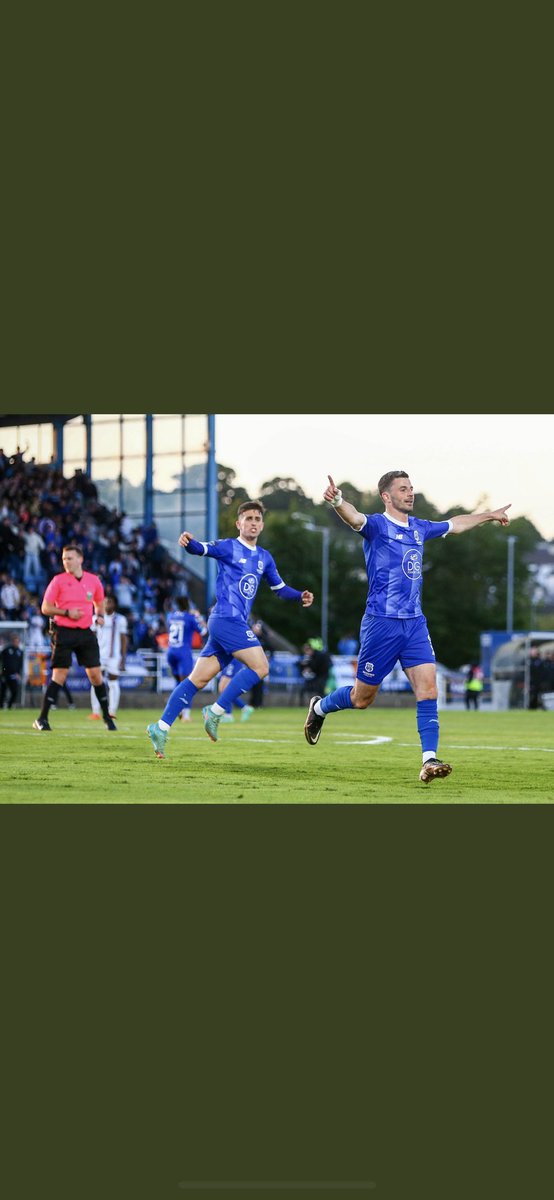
left=62, top=543, right=84, bottom=556
left=377, top=470, right=409, bottom=497
left=237, top=500, right=265, bottom=517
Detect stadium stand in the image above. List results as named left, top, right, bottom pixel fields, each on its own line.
left=0, top=451, right=204, bottom=650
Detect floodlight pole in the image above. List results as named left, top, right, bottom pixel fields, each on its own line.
left=206, top=414, right=217, bottom=611
left=292, top=514, right=329, bottom=649
left=506, top=535, right=517, bottom=633
left=321, top=526, right=329, bottom=651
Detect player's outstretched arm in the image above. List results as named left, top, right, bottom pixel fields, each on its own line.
left=300, top=591, right=314, bottom=607
left=178, top=530, right=206, bottom=556
left=449, top=504, right=511, bottom=534
left=323, top=474, right=365, bottom=531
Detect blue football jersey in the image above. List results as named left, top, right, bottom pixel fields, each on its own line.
left=198, top=537, right=285, bottom=621
left=358, top=513, right=452, bottom=618
left=167, top=610, right=203, bottom=649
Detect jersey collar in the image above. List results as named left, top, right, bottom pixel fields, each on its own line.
left=384, top=513, right=411, bottom=529
left=237, top=536, right=258, bottom=549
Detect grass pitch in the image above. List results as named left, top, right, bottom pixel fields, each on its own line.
left=1, top=706, right=553, bottom=803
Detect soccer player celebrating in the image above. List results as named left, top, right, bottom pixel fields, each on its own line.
left=147, top=501, right=313, bottom=757
left=304, top=473, right=511, bottom=783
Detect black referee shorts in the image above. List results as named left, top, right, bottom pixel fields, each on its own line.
left=50, top=626, right=100, bottom=670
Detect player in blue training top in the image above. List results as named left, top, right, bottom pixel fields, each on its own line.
left=166, top=597, right=207, bottom=720
left=147, top=500, right=314, bottom=757
left=304, top=471, right=511, bottom=784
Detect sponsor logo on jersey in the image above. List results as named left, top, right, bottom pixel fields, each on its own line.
left=402, top=550, right=422, bottom=579
left=239, top=558, right=247, bottom=564
left=395, top=533, right=404, bottom=540
left=239, top=573, right=258, bottom=599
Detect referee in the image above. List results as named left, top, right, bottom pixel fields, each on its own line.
left=33, top=544, right=116, bottom=732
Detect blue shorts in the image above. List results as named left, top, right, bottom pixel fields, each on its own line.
left=200, top=616, right=261, bottom=671
left=357, top=615, right=435, bottom=685
left=220, top=658, right=242, bottom=680
left=167, top=647, right=193, bottom=679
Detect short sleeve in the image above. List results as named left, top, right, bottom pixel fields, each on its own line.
left=422, top=520, right=452, bottom=541
left=357, top=514, right=380, bottom=542
left=263, top=552, right=284, bottom=589
left=205, top=539, right=234, bottom=560
left=43, top=577, right=61, bottom=605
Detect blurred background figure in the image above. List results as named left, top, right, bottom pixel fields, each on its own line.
left=166, top=597, right=206, bottom=721
left=217, top=659, right=254, bottom=724
left=528, top=646, right=547, bottom=709
left=249, top=618, right=271, bottom=708
left=90, top=596, right=128, bottom=721
left=465, top=664, right=484, bottom=710
left=297, top=638, right=332, bottom=706
left=22, top=519, right=45, bottom=593
left=0, top=634, right=23, bottom=708
left=337, top=631, right=359, bottom=656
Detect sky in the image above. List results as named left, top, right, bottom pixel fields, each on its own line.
left=216, top=413, right=554, bottom=541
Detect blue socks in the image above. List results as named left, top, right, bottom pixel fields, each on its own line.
left=217, top=667, right=259, bottom=712
left=319, top=686, right=355, bottom=715
left=416, top=698, right=439, bottom=755
left=161, top=679, right=199, bottom=727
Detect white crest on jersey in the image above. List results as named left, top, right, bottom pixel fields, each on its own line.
left=402, top=550, right=422, bottom=580
left=239, top=573, right=258, bottom=599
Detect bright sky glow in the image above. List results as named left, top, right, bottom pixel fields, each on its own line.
left=216, top=413, right=554, bottom=541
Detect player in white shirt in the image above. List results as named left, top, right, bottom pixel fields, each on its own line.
left=90, top=596, right=128, bottom=719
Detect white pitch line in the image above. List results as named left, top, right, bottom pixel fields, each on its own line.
left=9, top=732, right=554, bottom=754
left=397, top=742, right=554, bottom=753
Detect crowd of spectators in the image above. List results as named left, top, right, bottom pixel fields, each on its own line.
left=0, top=448, right=200, bottom=652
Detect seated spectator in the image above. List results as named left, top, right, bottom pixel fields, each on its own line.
left=0, top=574, right=22, bottom=620
left=115, top=574, right=136, bottom=615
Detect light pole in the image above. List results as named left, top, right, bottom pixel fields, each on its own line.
left=506, top=535, right=517, bottom=633
left=292, top=514, right=330, bottom=648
